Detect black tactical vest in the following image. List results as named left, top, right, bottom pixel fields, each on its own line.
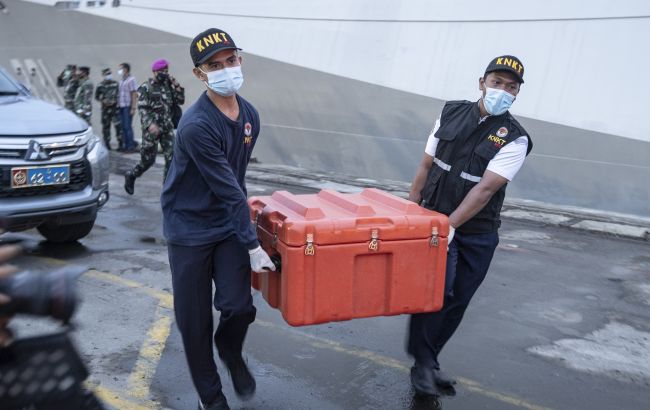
left=420, top=100, right=533, bottom=234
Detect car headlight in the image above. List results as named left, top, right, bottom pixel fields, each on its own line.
left=73, top=127, right=100, bottom=153
left=86, top=133, right=101, bottom=153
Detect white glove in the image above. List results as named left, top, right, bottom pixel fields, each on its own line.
left=447, top=225, right=456, bottom=250
left=249, top=246, right=276, bottom=272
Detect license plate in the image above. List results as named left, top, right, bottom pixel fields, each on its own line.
left=11, top=164, right=70, bottom=188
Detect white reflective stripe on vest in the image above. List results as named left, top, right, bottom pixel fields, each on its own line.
left=460, top=171, right=482, bottom=183
left=434, top=157, right=451, bottom=171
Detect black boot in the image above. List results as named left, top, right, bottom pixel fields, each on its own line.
left=124, top=171, right=135, bottom=195
left=432, top=368, right=456, bottom=388
left=410, top=364, right=438, bottom=396
left=432, top=367, right=456, bottom=395
left=198, top=391, right=230, bottom=410
left=221, top=355, right=256, bottom=400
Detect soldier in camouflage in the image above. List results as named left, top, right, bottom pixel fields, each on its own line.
left=57, top=64, right=79, bottom=111
left=94, top=68, right=122, bottom=150
left=124, top=59, right=184, bottom=195
left=73, top=66, right=93, bottom=123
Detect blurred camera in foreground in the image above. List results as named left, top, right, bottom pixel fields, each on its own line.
left=0, top=265, right=84, bottom=323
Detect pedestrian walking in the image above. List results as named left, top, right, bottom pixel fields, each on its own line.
left=117, top=62, right=138, bottom=152
left=124, top=59, right=184, bottom=194
left=407, top=55, right=533, bottom=396
left=57, top=64, right=78, bottom=111
left=161, top=28, right=275, bottom=410
left=73, top=66, right=93, bottom=123
left=94, top=68, right=122, bottom=150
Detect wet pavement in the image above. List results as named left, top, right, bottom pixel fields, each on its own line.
left=3, top=154, right=650, bottom=410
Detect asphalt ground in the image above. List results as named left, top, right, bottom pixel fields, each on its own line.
left=2, top=154, right=649, bottom=410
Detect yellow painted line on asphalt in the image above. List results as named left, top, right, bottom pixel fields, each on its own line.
left=36, top=258, right=552, bottom=410
left=85, top=269, right=173, bottom=309
left=10, top=257, right=166, bottom=407
left=35, top=256, right=67, bottom=266
left=255, top=320, right=554, bottom=410
left=92, top=384, right=154, bottom=410
left=127, top=305, right=172, bottom=402
left=84, top=269, right=173, bottom=408
left=457, top=377, right=553, bottom=410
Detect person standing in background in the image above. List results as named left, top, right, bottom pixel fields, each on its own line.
left=57, top=64, right=78, bottom=112
left=73, top=66, right=93, bottom=123
left=117, top=62, right=138, bottom=152
left=94, top=68, right=122, bottom=150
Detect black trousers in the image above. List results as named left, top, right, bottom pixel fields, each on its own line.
left=408, top=230, right=499, bottom=369
left=168, top=236, right=256, bottom=404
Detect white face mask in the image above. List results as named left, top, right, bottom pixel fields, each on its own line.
left=117, top=69, right=124, bottom=77
left=199, top=66, right=243, bottom=97
left=104, top=75, right=112, bottom=81
left=482, top=87, right=516, bottom=115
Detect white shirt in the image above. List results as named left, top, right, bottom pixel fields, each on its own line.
left=424, top=118, right=528, bottom=182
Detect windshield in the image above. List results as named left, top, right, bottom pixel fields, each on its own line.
left=0, top=70, right=21, bottom=95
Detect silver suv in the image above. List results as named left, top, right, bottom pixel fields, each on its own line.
left=0, top=66, right=109, bottom=242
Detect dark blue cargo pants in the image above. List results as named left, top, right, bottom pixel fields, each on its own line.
left=168, top=235, right=256, bottom=405
left=408, top=230, right=499, bottom=369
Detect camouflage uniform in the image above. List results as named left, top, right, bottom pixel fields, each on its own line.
left=58, top=69, right=79, bottom=111
left=73, top=77, right=94, bottom=123
left=94, top=78, right=122, bottom=148
left=133, top=75, right=184, bottom=180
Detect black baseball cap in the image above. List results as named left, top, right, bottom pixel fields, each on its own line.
left=484, top=55, right=524, bottom=83
left=101, top=68, right=111, bottom=75
left=190, top=28, right=241, bottom=67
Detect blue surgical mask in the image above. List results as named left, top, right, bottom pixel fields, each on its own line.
left=482, top=87, right=515, bottom=115
left=200, top=66, right=243, bottom=97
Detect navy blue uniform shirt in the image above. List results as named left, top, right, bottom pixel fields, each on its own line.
left=161, top=92, right=260, bottom=248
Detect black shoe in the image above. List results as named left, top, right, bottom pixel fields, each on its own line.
left=221, top=355, right=256, bottom=400
left=198, top=391, right=230, bottom=410
left=124, top=171, right=135, bottom=195
left=432, top=368, right=456, bottom=388
left=410, top=365, right=438, bottom=396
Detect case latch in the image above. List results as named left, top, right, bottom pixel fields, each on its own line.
left=305, top=233, right=315, bottom=256
left=369, top=229, right=379, bottom=251
left=429, top=227, right=439, bottom=247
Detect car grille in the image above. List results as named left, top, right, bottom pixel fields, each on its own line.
left=0, top=146, right=81, bottom=159
left=0, top=159, right=91, bottom=198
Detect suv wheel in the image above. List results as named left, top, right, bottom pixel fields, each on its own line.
left=37, top=218, right=96, bottom=243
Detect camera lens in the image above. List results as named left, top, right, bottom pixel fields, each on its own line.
left=0, top=266, right=85, bottom=322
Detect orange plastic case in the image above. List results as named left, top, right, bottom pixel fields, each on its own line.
left=248, top=188, right=449, bottom=326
